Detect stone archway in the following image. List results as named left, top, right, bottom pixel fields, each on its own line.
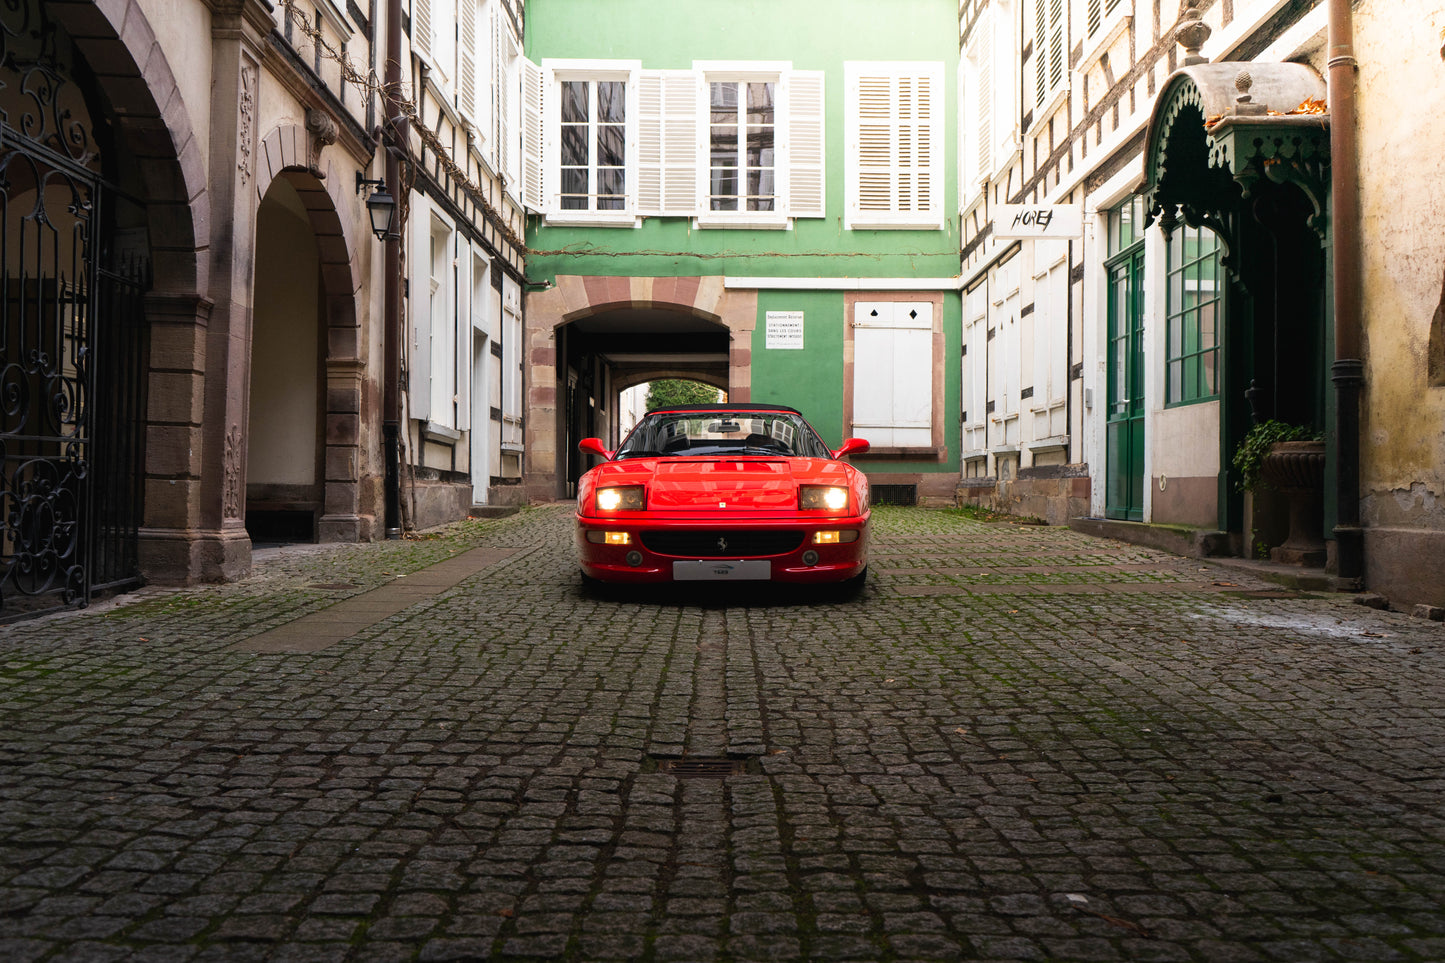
left=524, top=275, right=758, bottom=501
left=250, top=129, right=371, bottom=542
left=4, top=0, right=212, bottom=599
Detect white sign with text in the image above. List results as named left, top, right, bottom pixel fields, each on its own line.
left=765, top=311, right=805, bottom=349
left=993, top=204, right=1084, bottom=239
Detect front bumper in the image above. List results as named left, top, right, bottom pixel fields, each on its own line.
left=576, top=513, right=869, bottom=584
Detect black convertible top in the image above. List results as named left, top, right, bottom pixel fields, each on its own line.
left=645, top=403, right=803, bottom=415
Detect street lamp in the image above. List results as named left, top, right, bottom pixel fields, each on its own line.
left=356, top=171, right=396, bottom=241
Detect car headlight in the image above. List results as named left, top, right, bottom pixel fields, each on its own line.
left=800, top=485, right=849, bottom=511
left=596, top=486, right=645, bottom=512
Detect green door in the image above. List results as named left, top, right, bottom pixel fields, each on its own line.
left=1106, top=248, right=1146, bottom=521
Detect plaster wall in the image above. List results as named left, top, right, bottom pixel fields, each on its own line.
left=1353, top=0, right=1445, bottom=607
left=138, top=0, right=212, bottom=171
left=250, top=187, right=320, bottom=487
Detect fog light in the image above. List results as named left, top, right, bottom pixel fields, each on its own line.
left=625, top=550, right=643, bottom=567
left=812, top=530, right=859, bottom=545
left=586, top=531, right=632, bottom=545
left=802, top=550, right=820, bottom=566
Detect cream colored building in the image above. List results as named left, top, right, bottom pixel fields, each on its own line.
left=0, top=0, right=525, bottom=619
left=957, top=0, right=1445, bottom=609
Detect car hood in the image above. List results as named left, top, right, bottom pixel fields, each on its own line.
left=589, top=456, right=854, bottom=511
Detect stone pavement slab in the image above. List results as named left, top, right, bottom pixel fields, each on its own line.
left=0, top=505, right=1443, bottom=962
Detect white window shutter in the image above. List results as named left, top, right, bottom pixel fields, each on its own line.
left=413, top=0, right=432, bottom=62
left=976, top=34, right=993, bottom=181
left=855, top=74, right=893, bottom=215
left=1049, top=0, right=1065, bottom=92
left=459, top=0, right=478, bottom=120
left=786, top=70, right=825, bottom=218
left=457, top=244, right=472, bottom=430
left=408, top=203, right=432, bottom=421
left=635, top=72, right=664, bottom=215
left=846, top=63, right=942, bottom=229
left=489, top=3, right=502, bottom=158
left=521, top=57, right=545, bottom=213
left=1034, top=0, right=1047, bottom=107
left=637, top=70, right=698, bottom=217
left=852, top=301, right=933, bottom=447
left=661, top=71, right=698, bottom=214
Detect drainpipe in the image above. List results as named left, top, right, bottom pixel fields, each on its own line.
left=381, top=0, right=406, bottom=538
left=1328, top=0, right=1364, bottom=579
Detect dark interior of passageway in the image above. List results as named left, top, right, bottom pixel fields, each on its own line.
left=558, top=308, right=730, bottom=496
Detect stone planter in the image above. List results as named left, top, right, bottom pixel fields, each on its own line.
left=1259, top=439, right=1326, bottom=566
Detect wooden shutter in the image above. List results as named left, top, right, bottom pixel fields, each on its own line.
left=521, top=56, right=545, bottom=213
left=1034, top=0, right=1047, bottom=107
left=852, top=301, right=933, bottom=447
left=1036, top=0, right=1065, bottom=106
left=413, top=0, right=432, bottom=61
left=855, top=74, right=893, bottom=215
left=458, top=0, right=478, bottom=120
left=848, top=64, right=941, bottom=227
left=787, top=70, right=825, bottom=218
left=409, top=203, right=432, bottom=421
left=1048, top=0, right=1065, bottom=92
left=975, top=32, right=992, bottom=181
left=636, top=69, right=698, bottom=217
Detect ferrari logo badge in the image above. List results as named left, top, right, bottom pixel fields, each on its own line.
left=717, top=537, right=728, bottom=552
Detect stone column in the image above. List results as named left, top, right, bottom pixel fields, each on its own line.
left=141, top=0, right=274, bottom=582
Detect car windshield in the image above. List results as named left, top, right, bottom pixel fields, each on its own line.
left=615, top=410, right=833, bottom=460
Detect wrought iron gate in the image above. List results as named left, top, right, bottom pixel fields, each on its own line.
left=0, top=1, right=150, bottom=621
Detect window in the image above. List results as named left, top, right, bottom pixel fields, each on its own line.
left=525, top=60, right=824, bottom=225
left=559, top=79, right=626, bottom=211
left=692, top=63, right=824, bottom=227
left=851, top=300, right=935, bottom=448
left=1165, top=223, right=1223, bottom=405
left=845, top=62, right=944, bottom=230
left=709, top=80, right=775, bottom=212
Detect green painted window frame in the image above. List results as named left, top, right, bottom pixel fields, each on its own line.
left=1164, top=223, right=1223, bottom=406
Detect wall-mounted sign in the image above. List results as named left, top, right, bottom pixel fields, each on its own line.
left=993, top=204, right=1084, bottom=239
left=765, top=311, right=805, bottom=349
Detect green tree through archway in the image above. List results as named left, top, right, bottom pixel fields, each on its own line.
left=645, top=380, right=722, bottom=410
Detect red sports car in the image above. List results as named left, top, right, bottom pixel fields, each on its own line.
left=575, top=404, right=870, bottom=590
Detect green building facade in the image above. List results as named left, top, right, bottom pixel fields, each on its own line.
left=519, top=0, right=962, bottom=503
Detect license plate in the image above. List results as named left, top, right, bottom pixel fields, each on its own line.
left=672, top=560, right=771, bottom=581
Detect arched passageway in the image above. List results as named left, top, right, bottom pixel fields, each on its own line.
left=247, top=177, right=324, bottom=542
left=558, top=307, right=731, bottom=496
left=524, top=274, right=760, bottom=502
left=0, top=0, right=202, bottom=618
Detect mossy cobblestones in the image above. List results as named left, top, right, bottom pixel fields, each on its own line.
left=1, top=505, right=1443, bottom=961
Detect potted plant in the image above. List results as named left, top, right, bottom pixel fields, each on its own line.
left=1231, top=420, right=1326, bottom=565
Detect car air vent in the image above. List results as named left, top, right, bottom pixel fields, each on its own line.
left=642, top=530, right=805, bottom=557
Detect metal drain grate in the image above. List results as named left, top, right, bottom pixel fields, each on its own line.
left=309, top=583, right=358, bottom=591
left=872, top=484, right=917, bottom=506
left=655, top=757, right=749, bottom=778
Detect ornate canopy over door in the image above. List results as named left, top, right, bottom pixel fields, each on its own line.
left=1139, top=62, right=1332, bottom=533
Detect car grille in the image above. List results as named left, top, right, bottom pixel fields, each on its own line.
left=642, top=530, right=805, bottom=558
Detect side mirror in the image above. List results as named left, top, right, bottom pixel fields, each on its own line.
left=578, top=437, right=613, bottom=460
left=832, top=438, right=870, bottom=458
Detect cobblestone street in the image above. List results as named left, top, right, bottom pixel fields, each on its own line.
left=2, top=504, right=1444, bottom=962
